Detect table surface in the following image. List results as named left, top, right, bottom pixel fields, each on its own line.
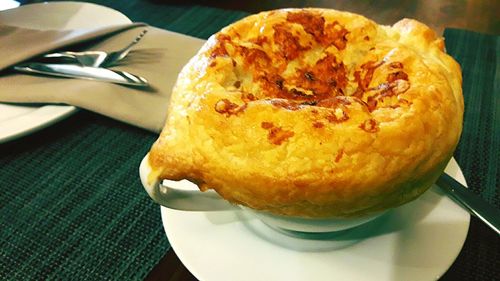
left=193, top=0, right=500, bottom=35
left=5, top=1, right=500, bottom=281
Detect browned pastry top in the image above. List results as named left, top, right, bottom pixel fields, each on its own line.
left=148, top=8, right=463, bottom=218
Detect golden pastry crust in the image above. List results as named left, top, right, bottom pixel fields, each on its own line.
left=148, top=8, right=463, bottom=218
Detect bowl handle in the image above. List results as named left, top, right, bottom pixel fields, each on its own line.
left=139, top=154, right=236, bottom=211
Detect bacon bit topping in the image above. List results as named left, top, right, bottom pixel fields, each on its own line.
left=366, top=96, right=378, bottom=112
left=273, top=23, right=308, bottom=60
left=258, top=74, right=302, bottom=101
left=209, top=61, right=217, bottom=67
left=256, top=56, right=347, bottom=101
left=316, top=54, right=348, bottom=91
left=241, top=92, right=256, bottom=102
left=269, top=127, right=294, bottom=145
left=351, top=87, right=364, bottom=99
left=210, top=34, right=231, bottom=58
left=335, top=149, right=344, bottom=162
left=316, top=98, right=338, bottom=108
left=251, top=36, right=268, bottom=46
left=290, top=54, right=347, bottom=100
left=286, top=11, right=325, bottom=40
left=364, top=36, right=370, bottom=41
left=362, top=61, right=384, bottom=88
left=313, top=121, right=324, bottom=128
left=388, top=62, right=404, bottom=69
left=387, top=71, right=409, bottom=83
left=214, top=99, right=247, bottom=116
left=352, top=61, right=384, bottom=99
left=359, top=80, right=411, bottom=110
left=353, top=70, right=362, bottom=88
left=233, top=80, right=241, bottom=88
left=359, top=119, right=379, bottom=133
left=326, top=108, right=349, bottom=123
left=261, top=122, right=294, bottom=145
left=323, top=21, right=349, bottom=50
left=261, top=121, right=274, bottom=129
left=215, top=99, right=237, bottom=113
left=285, top=11, right=349, bottom=50
left=239, top=46, right=271, bottom=68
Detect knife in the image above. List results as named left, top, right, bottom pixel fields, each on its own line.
left=13, top=63, right=149, bottom=87
left=437, top=173, right=500, bottom=234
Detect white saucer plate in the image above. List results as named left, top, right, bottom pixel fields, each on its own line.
left=0, top=2, right=131, bottom=143
left=162, top=158, right=470, bottom=281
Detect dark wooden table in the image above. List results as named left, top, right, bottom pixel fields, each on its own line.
left=144, top=1, right=499, bottom=281
left=150, top=0, right=499, bottom=35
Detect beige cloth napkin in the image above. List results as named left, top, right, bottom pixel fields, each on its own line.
left=0, top=23, right=146, bottom=71
left=0, top=25, right=205, bottom=132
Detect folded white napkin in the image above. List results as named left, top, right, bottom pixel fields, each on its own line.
left=0, top=24, right=205, bottom=132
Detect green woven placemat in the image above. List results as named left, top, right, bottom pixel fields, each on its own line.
left=1, top=1, right=498, bottom=280
left=444, top=29, right=499, bottom=206
left=0, top=114, right=162, bottom=280
left=439, top=28, right=499, bottom=281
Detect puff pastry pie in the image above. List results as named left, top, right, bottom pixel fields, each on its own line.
left=147, top=8, right=463, bottom=218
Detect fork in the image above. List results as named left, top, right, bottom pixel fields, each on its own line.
left=42, top=29, right=148, bottom=67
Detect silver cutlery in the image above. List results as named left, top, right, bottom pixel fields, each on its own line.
left=437, top=173, right=500, bottom=234
left=42, top=28, right=148, bottom=67
left=14, top=63, right=149, bottom=87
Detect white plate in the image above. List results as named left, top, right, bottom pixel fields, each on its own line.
left=162, top=158, right=470, bottom=281
left=0, top=2, right=131, bottom=143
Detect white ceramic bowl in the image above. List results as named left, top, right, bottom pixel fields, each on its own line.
left=242, top=207, right=384, bottom=233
